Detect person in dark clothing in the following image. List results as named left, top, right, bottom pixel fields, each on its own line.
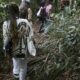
left=37, top=0, right=53, bottom=33
left=19, top=0, right=32, bottom=21
left=37, top=0, right=47, bottom=33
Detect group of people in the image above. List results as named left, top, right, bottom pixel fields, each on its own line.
left=2, top=0, right=53, bottom=80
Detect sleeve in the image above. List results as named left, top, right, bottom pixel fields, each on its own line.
left=27, top=21, right=36, bottom=56
left=3, top=21, right=9, bottom=50
left=29, top=23, right=34, bottom=39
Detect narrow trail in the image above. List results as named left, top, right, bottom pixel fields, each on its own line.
left=33, top=21, right=46, bottom=44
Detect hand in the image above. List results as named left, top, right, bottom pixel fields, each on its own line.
left=3, top=46, right=5, bottom=50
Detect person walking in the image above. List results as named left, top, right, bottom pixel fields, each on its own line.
left=3, top=2, right=36, bottom=80
left=37, top=0, right=47, bottom=33
left=19, top=0, right=32, bottom=22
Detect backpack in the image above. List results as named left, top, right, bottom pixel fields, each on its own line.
left=13, top=21, right=29, bottom=58
left=5, top=21, right=29, bottom=58
left=4, top=19, right=36, bottom=58
left=15, top=21, right=36, bottom=57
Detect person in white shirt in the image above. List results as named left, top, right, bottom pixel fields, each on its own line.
left=3, top=2, right=36, bottom=80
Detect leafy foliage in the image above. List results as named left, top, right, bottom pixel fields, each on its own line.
left=28, top=10, right=80, bottom=80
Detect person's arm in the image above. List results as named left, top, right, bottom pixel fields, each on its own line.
left=26, top=20, right=36, bottom=57
left=3, top=21, right=9, bottom=50
left=28, top=21, right=34, bottom=39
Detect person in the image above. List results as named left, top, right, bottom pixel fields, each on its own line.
left=19, top=0, right=32, bottom=22
left=3, top=2, right=36, bottom=80
left=19, top=0, right=36, bottom=46
left=37, top=0, right=47, bottom=33
left=37, top=0, right=53, bottom=33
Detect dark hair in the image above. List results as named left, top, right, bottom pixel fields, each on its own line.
left=6, top=2, right=19, bottom=18
left=25, top=1, right=30, bottom=8
left=7, top=3, right=19, bottom=47
left=40, top=0, right=46, bottom=7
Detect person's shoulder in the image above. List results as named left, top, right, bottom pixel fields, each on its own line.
left=17, top=18, right=30, bottom=26
left=17, top=18, right=29, bottom=23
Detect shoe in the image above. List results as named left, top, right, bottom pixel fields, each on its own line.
left=13, top=74, right=19, bottom=80
left=13, top=74, right=19, bottom=78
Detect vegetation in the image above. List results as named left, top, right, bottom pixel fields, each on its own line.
left=0, top=0, right=80, bottom=80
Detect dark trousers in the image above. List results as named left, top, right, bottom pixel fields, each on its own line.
left=38, top=17, right=46, bottom=33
